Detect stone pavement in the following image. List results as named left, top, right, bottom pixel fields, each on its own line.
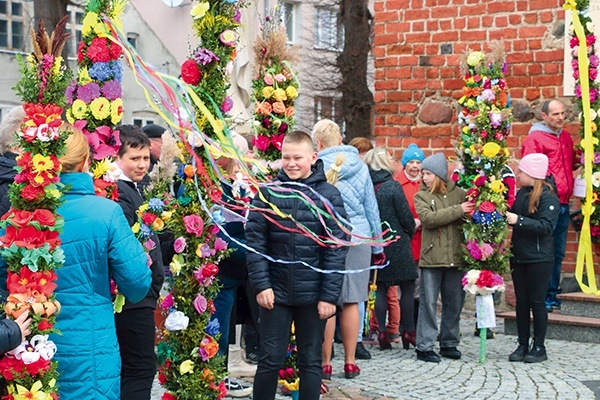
left=152, top=316, right=600, bottom=399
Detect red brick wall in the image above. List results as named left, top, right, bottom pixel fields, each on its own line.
left=373, top=0, right=582, bottom=273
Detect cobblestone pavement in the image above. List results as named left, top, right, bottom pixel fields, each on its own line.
left=152, top=317, right=600, bottom=399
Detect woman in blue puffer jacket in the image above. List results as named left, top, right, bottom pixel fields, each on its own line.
left=46, top=129, right=151, bottom=398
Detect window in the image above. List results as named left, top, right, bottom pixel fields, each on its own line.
left=66, top=5, right=84, bottom=58
left=281, top=1, right=296, bottom=43
left=314, top=7, right=344, bottom=51
left=133, top=118, right=155, bottom=128
left=127, top=32, right=139, bottom=48
left=0, top=1, right=24, bottom=50
left=314, top=96, right=345, bottom=131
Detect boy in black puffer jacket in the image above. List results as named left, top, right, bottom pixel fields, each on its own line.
left=246, top=130, right=348, bottom=400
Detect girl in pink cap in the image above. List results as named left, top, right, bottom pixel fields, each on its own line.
left=506, top=153, right=559, bottom=363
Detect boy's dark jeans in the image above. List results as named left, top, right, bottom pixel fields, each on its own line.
left=253, top=304, right=326, bottom=400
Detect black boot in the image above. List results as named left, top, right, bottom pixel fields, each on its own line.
left=509, top=337, right=529, bottom=362
left=523, top=338, right=547, bottom=363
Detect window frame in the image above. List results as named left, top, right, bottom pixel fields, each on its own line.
left=0, top=0, right=25, bottom=51
left=314, top=6, right=344, bottom=52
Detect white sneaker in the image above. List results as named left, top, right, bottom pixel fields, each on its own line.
left=225, top=377, right=253, bottom=398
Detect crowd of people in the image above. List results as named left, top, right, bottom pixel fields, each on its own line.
left=0, top=98, right=575, bottom=400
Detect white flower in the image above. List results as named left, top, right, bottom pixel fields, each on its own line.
left=165, top=310, right=189, bottom=331
left=590, top=109, right=598, bottom=121
left=7, top=335, right=57, bottom=364
left=592, top=171, right=600, bottom=187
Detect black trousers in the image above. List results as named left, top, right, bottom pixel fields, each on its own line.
left=511, top=261, right=552, bottom=345
left=253, top=304, right=326, bottom=400
left=115, top=307, right=157, bottom=400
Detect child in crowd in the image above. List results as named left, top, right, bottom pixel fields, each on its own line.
left=246, top=130, right=348, bottom=400
left=506, top=154, right=559, bottom=363
left=114, top=125, right=164, bottom=400
left=414, top=153, right=473, bottom=363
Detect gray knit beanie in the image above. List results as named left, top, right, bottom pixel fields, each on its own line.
left=421, top=153, right=448, bottom=182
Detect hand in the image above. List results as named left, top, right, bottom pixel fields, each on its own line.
left=372, top=252, right=386, bottom=266
left=461, top=201, right=475, bottom=214
left=506, top=211, right=518, bottom=225
left=317, top=301, right=336, bottom=319
left=414, top=218, right=421, bottom=230
left=256, top=289, right=275, bottom=310
left=14, top=311, right=32, bottom=342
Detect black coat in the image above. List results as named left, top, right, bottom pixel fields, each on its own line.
left=0, top=318, right=22, bottom=355
left=246, top=160, right=348, bottom=306
left=216, top=182, right=248, bottom=284
left=370, top=169, right=418, bottom=283
left=0, top=152, right=17, bottom=216
left=509, top=183, right=560, bottom=264
left=116, top=180, right=164, bottom=309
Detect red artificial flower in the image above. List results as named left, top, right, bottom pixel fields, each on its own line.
left=162, top=393, right=178, bottom=400
left=202, top=263, right=219, bottom=278
left=38, top=319, right=54, bottom=331
left=9, top=209, right=34, bottom=228
left=109, top=41, right=122, bottom=60
left=473, top=175, right=487, bottom=187
left=23, top=103, right=62, bottom=128
left=141, top=212, right=157, bottom=226
left=32, top=209, right=57, bottom=227
left=181, top=59, right=202, bottom=85
left=252, top=135, right=270, bottom=152
left=77, top=41, right=85, bottom=63
left=1, top=224, right=60, bottom=250
left=466, top=187, right=480, bottom=201
left=216, top=380, right=227, bottom=399
left=16, top=152, right=32, bottom=168
left=479, top=201, right=496, bottom=213
left=94, top=179, right=119, bottom=201
left=21, top=184, right=45, bottom=202
left=6, top=267, right=56, bottom=296
left=271, top=133, right=284, bottom=151
left=476, top=270, right=494, bottom=288
left=86, top=37, right=111, bottom=62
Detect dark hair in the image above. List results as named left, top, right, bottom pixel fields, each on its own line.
left=116, top=124, right=150, bottom=157
left=541, top=99, right=564, bottom=114
left=283, top=130, right=315, bottom=150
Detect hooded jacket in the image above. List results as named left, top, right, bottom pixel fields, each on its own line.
left=370, top=169, right=418, bottom=283
left=510, top=182, right=560, bottom=264
left=522, top=122, right=575, bottom=204
left=394, top=169, right=422, bottom=260
left=318, top=145, right=383, bottom=253
left=414, top=181, right=466, bottom=268
left=246, top=159, right=349, bottom=306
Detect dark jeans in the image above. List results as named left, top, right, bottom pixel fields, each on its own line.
left=115, top=307, right=157, bottom=400
left=512, top=261, right=552, bottom=345
left=253, top=304, right=326, bottom=400
left=546, top=204, right=569, bottom=306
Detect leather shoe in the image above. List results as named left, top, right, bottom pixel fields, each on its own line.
left=440, top=347, right=462, bottom=359
left=355, top=342, right=371, bottom=360
left=344, top=363, right=360, bottom=379
left=416, top=349, right=440, bottom=363
left=321, top=364, right=332, bottom=380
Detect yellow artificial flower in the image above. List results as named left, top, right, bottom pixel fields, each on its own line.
left=162, top=211, right=173, bottom=221
left=286, top=86, right=298, bottom=99
left=273, top=88, right=287, bottom=102
left=90, top=97, right=111, bottom=120
left=466, top=98, right=475, bottom=108
left=466, top=51, right=485, bottom=66
left=458, top=95, right=466, bottom=105
left=151, top=218, right=164, bottom=231
left=462, top=126, right=469, bottom=134
left=180, top=360, right=195, bottom=374
left=482, top=142, right=501, bottom=158
left=111, top=98, right=123, bottom=125
left=91, top=158, right=111, bottom=179
left=78, top=67, right=92, bottom=85
left=490, top=180, right=505, bottom=193
left=111, top=0, right=127, bottom=31
left=262, top=86, right=274, bottom=99
left=65, top=109, right=75, bottom=125
left=46, top=188, right=61, bottom=199
left=94, top=21, right=109, bottom=37
left=138, top=203, right=149, bottom=214
left=82, top=12, right=99, bottom=37
left=72, top=99, right=88, bottom=120
left=469, top=144, right=477, bottom=155
left=563, top=0, right=576, bottom=10
left=32, top=154, right=54, bottom=173
left=592, top=122, right=598, bottom=133
left=52, top=56, right=63, bottom=76
left=132, top=223, right=140, bottom=234
left=170, top=255, right=183, bottom=276
left=191, top=2, right=210, bottom=19
left=26, top=53, right=36, bottom=67
left=13, top=380, right=44, bottom=400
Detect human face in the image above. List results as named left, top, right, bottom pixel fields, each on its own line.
left=421, top=170, right=436, bottom=188
left=281, top=141, right=317, bottom=180
left=542, top=100, right=565, bottom=133
left=116, top=146, right=150, bottom=183
left=405, top=160, right=422, bottom=179
left=517, top=169, right=535, bottom=187
left=149, top=138, right=163, bottom=160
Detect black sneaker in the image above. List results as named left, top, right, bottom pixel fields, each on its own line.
left=523, top=345, right=547, bottom=363
left=439, top=347, right=462, bottom=359
left=474, top=327, right=496, bottom=339
left=355, top=342, right=372, bottom=360
left=509, top=344, right=528, bottom=362
left=243, top=350, right=259, bottom=365
left=416, top=349, right=440, bottom=363
left=225, top=377, right=253, bottom=398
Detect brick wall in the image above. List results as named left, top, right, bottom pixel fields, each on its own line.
left=372, top=0, right=582, bottom=273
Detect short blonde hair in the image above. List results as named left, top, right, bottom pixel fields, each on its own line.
left=0, top=106, right=25, bottom=154
left=363, top=147, right=394, bottom=173
left=312, top=119, right=342, bottom=149
left=60, top=127, right=90, bottom=172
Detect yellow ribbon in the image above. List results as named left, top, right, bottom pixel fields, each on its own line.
left=571, top=7, right=600, bottom=295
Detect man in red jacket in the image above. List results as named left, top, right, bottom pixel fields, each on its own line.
left=522, top=99, right=576, bottom=312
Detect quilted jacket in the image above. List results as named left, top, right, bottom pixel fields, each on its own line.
left=246, top=160, right=349, bottom=306
left=51, top=173, right=151, bottom=399
left=318, top=145, right=383, bottom=253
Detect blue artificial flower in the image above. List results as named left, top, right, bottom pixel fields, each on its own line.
left=205, top=318, right=220, bottom=336
left=148, top=198, right=164, bottom=212
left=140, top=224, right=152, bottom=238
left=177, top=164, right=186, bottom=179
left=89, top=62, right=112, bottom=81
left=111, top=61, right=123, bottom=82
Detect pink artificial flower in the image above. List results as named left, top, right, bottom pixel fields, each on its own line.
left=76, top=120, right=122, bottom=160
left=480, top=243, right=494, bottom=260
left=271, top=133, right=285, bottom=151
left=144, top=238, right=156, bottom=251
left=173, top=237, right=187, bottom=253
left=264, top=74, right=274, bottom=85
left=253, top=135, right=270, bottom=152
left=161, top=293, right=174, bottom=309
left=194, top=294, right=207, bottom=314
left=213, top=237, right=228, bottom=251
left=274, top=73, right=286, bottom=82
left=466, top=240, right=482, bottom=260
left=183, top=215, right=204, bottom=236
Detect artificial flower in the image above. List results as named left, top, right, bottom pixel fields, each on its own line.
left=219, top=30, right=237, bottom=46
left=164, top=310, right=189, bottom=331
left=482, top=142, right=500, bottom=158
left=183, top=215, right=204, bottom=236
left=490, top=180, right=505, bottom=193
left=262, top=86, right=274, bottom=99
left=286, top=86, right=298, bottom=99
left=272, top=88, right=287, bottom=102
left=272, top=101, right=286, bottom=114
left=181, top=59, right=202, bottom=85
left=193, top=294, right=207, bottom=313
left=190, top=2, right=210, bottom=19
left=179, top=360, right=195, bottom=374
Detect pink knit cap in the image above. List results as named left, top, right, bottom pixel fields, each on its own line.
left=519, top=153, right=548, bottom=180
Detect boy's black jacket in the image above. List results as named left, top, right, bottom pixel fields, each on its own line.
left=246, top=159, right=349, bottom=306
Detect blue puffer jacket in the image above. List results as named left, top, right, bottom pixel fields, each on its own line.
left=318, top=145, right=383, bottom=253
left=51, top=173, right=151, bottom=399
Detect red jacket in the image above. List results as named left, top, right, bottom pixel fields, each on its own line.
left=522, top=124, right=575, bottom=205
left=394, top=169, right=422, bottom=260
